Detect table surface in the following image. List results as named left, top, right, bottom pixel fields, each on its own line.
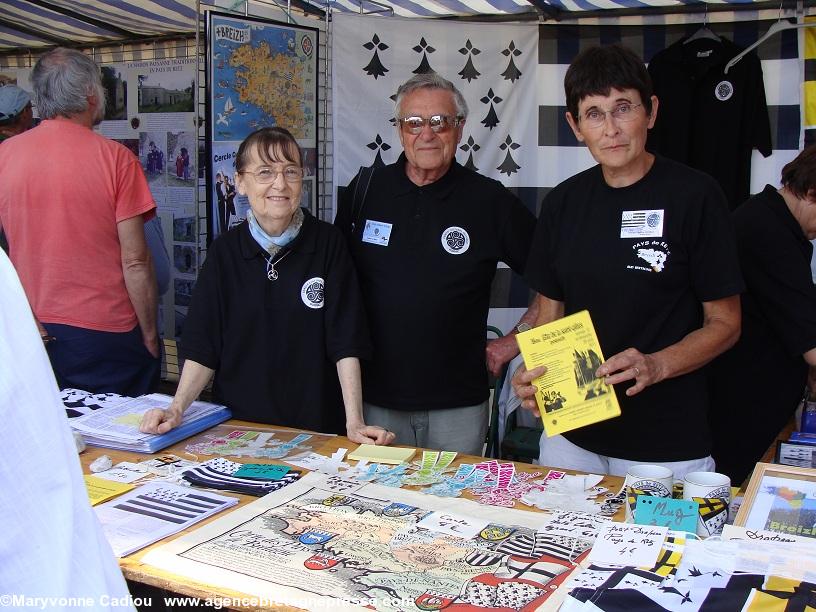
left=80, top=420, right=625, bottom=611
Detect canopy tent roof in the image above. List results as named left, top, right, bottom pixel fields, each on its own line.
left=0, top=1, right=198, bottom=50
left=0, top=0, right=808, bottom=51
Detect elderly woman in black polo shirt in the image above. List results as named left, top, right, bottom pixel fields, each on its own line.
left=140, top=127, right=394, bottom=445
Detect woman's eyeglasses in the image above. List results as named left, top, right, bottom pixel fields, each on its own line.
left=240, top=166, right=305, bottom=184
left=579, top=103, right=643, bottom=129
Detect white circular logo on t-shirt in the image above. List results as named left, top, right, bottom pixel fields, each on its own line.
left=714, top=80, right=733, bottom=101
left=301, top=277, right=324, bottom=309
left=441, top=226, right=470, bottom=255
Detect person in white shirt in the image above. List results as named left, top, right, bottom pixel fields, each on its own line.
left=0, top=248, right=135, bottom=611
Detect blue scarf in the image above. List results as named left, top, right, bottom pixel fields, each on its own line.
left=247, top=207, right=304, bottom=255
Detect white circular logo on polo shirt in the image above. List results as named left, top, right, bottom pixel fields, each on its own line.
left=715, top=80, right=733, bottom=101
left=301, top=277, right=324, bottom=309
left=441, top=226, right=470, bottom=255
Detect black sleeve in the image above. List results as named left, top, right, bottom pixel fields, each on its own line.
left=323, top=226, right=372, bottom=363
left=496, top=188, right=536, bottom=276
left=179, top=243, right=224, bottom=370
left=524, top=190, right=564, bottom=301
left=744, top=52, right=772, bottom=158
left=685, top=178, right=745, bottom=301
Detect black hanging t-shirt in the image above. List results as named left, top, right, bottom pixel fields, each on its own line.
left=647, top=36, right=772, bottom=209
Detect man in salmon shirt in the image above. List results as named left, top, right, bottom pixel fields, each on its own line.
left=0, top=47, right=159, bottom=396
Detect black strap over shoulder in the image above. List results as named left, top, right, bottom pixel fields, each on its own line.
left=350, top=164, right=376, bottom=234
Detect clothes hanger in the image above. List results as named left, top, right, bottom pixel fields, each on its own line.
left=684, top=4, right=721, bottom=44
left=724, top=17, right=816, bottom=74
left=684, top=25, right=720, bottom=44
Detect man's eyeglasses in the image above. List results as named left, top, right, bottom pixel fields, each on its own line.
left=398, top=114, right=463, bottom=135
left=579, top=103, right=643, bottom=129
left=240, top=166, right=305, bottom=184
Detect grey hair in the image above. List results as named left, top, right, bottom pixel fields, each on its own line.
left=31, top=48, right=106, bottom=120
left=394, top=73, right=468, bottom=120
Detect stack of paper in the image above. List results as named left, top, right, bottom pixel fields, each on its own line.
left=347, top=444, right=416, bottom=464
left=71, top=393, right=231, bottom=453
left=95, top=481, right=238, bottom=557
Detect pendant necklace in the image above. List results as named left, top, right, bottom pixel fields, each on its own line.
left=264, top=250, right=291, bottom=281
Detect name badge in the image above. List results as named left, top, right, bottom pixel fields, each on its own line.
left=361, top=220, right=392, bottom=246
left=620, top=209, right=664, bottom=238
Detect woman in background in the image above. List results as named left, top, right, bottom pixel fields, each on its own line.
left=709, top=146, right=816, bottom=484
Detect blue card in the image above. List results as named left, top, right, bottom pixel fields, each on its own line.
left=233, top=463, right=290, bottom=480
left=633, top=495, right=698, bottom=533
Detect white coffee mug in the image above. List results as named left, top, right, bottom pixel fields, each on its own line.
left=624, top=464, right=674, bottom=522
left=682, top=471, right=731, bottom=537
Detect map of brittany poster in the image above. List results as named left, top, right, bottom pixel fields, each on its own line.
left=143, top=472, right=606, bottom=610
left=207, top=12, right=318, bottom=240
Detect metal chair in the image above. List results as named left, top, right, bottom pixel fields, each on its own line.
left=499, top=353, right=544, bottom=463
left=501, top=410, right=543, bottom=463
left=484, top=326, right=504, bottom=458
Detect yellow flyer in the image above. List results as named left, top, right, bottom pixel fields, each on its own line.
left=517, top=310, right=620, bottom=437
left=84, top=475, right=135, bottom=506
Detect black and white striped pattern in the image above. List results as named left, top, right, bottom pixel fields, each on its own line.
left=497, top=557, right=572, bottom=585
left=465, top=551, right=504, bottom=567
left=496, top=532, right=591, bottom=562
left=114, top=489, right=230, bottom=524
left=182, top=468, right=300, bottom=496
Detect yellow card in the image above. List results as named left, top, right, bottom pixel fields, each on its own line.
left=84, top=475, right=135, bottom=505
left=517, top=310, right=620, bottom=437
left=347, top=444, right=416, bottom=465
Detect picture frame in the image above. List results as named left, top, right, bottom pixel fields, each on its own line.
left=733, top=462, right=816, bottom=539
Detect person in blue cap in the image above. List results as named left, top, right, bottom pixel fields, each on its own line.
left=0, top=85, right=34, bottom=253
left=0, top=84, right=33, bottom=142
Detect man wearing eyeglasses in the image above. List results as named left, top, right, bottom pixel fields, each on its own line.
left=335, top=73, right=537, bottom=456
left=512, top=45, right=743, bottom=479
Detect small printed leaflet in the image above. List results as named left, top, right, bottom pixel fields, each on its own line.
left=84, top=475, right=135, bottom=506
left=95, top=481, right=238, bottom=556
left=517, top=310, right=620, bottom=437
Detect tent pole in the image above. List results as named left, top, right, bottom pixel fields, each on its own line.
left=322, top=0, right=331, bottom=219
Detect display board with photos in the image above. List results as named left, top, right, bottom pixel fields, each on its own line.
left=4, top=61, right=197, bottom=342
left=206, top=11, right=319, bottom=242
left=98, top=59, right=197, bottom=342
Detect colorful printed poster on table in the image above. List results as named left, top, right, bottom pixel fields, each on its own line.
left=142, top=472, right=602, bottom=611
left=517, top=310, right=620, bottom=436
left=207, top=12, right=319, bottom=242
